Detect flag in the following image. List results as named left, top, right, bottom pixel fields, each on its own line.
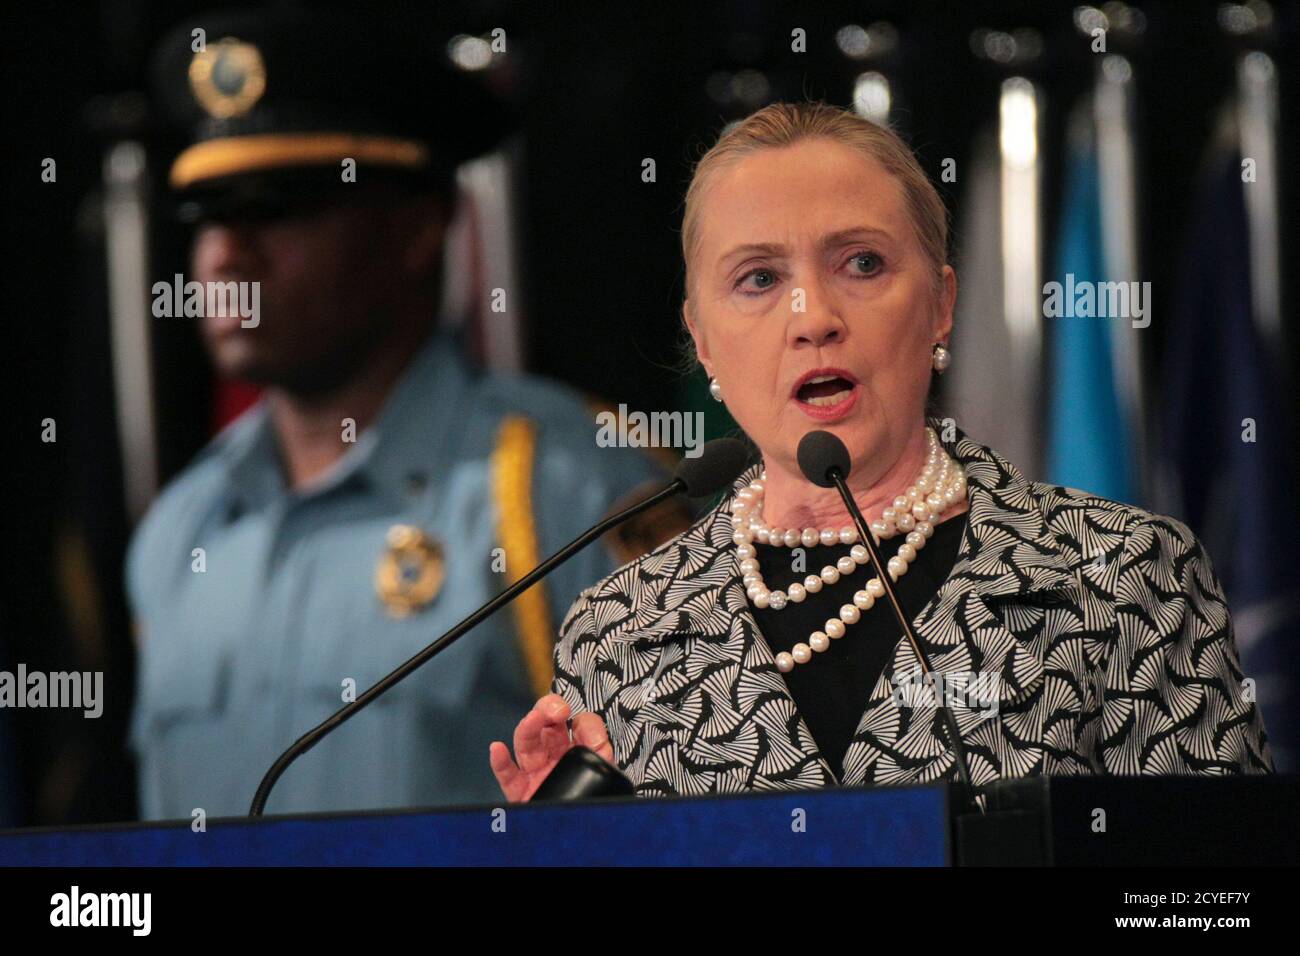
left=947, top=126, right=1044, bottom=473
left=1044, top=104, right=1138, bottom=503
left=1157, top=124, right=1300, bottom=771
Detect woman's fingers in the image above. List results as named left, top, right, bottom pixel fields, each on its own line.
left=488, top=740, right=525, bottom=801
left=538, top=719, right=572, bottom=762
left=512, top=695, right=571, bottom=774
left=571, top=712, right=614, bottom=763
left=494, top=696, right=613, bottom=803
left=509, top=709, right=544, bottom=773
left=536, top=694, right=576, bottom=764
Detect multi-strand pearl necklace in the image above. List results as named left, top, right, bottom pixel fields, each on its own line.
left=730, top=428, right=967, bottom=672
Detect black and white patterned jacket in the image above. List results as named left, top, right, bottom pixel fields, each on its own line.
left=552, top=425, right=1274, bottom=797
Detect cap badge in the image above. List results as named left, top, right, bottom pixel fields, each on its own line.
left=188, top=37, right=267, bottom=119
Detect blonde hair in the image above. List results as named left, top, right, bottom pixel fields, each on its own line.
left=680, top=101, right=949, bottom=323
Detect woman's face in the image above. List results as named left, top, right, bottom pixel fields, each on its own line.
left=686, top=137, right=955, bottom=485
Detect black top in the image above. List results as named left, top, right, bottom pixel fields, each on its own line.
left=750, top=513, right=968, bottom=781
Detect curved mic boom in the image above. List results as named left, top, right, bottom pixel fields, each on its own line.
left=796, top=430, right=977, bottom=801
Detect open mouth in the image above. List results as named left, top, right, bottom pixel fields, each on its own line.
left=796, top=374, right=855, bottom=406
left=792, top=370, right=860, bottom=420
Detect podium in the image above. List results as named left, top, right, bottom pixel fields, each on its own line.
left=0, top=784, right=950, bottom=866
left=2, top=776, right=1294, bottom=866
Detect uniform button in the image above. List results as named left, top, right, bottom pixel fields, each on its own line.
left=405, top=471, right=428, bottom=495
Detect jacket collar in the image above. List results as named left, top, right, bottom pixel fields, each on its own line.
left=930, top=420, right=1076, bottom=599
left=620, top=420, right=1075, bottom=645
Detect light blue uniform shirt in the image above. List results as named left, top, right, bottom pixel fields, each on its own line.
left=126, top=333, right=664, bottom=820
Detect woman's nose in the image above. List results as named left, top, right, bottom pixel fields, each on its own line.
left=786, top=279, right=847, bottom=347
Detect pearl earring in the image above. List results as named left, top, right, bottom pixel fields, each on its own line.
left=708, top=377, right=723, bottom=402
left=931, top=344, right=951, bottom=373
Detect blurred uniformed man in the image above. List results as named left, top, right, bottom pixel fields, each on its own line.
left=128, top=8, right=677, bottom=819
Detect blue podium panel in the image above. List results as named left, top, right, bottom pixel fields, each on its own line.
left=0, top=785, right=950, bottom=866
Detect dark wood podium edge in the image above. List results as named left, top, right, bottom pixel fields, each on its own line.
left=952, top=777, right=1052, bottom=866
left=953, top=774, right=1300, bottom=866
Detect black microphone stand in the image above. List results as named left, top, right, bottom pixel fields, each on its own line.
left=824, top=467, right=977, bottom=802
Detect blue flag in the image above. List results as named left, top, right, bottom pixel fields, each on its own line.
left=1045, top=118, right=1137, bottom=503
left=1159, top=147, right=1300, bottom=771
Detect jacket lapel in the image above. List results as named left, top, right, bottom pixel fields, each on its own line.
left=842, top=426, right=1077, bottom=788
left=608, top=471, right=838, bottom=791
left=610, top=425, right=1078, bottom=795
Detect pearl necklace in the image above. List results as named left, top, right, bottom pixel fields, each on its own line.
left=729, top=428, right=966, bottom=672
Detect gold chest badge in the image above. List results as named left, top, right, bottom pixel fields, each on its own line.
left=375, top=525, right=445, bottom=617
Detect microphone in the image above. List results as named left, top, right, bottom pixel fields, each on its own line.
left=249, top=437, right=751, bottom=815
left=670, top=437, right=752, bottom=498
left=796, top=430, right=977, bottom=800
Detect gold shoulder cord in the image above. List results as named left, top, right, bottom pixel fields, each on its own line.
left=490, top=415, right=555, bottom=699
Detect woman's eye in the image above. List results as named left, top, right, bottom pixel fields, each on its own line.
left=737, top=268, right=778, bottom=293
left=848, top=252, right=883, bottom=276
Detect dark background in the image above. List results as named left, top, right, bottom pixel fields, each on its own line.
left=3, top=0, right=1296, bottom=824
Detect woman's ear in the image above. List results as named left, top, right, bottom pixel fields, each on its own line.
left=683, top=299, right=713, bottom=377
left=933, top=265, right=957, bottom=343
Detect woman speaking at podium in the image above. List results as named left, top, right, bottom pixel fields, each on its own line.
left=490, top=101, right=1273, bottom=801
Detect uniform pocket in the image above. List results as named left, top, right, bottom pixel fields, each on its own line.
left=300, top=600, right=501, bottom=716
left=136, top=629, right=231, bottom=737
